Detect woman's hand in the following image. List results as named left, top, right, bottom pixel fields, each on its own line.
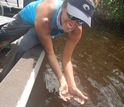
left=69, top=86, right=88, bottom=105
left=59, top=76, right=70, bottom=101
left=58, top=76, right=88, bottom=105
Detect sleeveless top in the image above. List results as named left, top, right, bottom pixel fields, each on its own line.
left=20, top=0, right=65, bottom=37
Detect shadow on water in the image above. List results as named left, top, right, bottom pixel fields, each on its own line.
left=26, top=25, right=124, bottom=107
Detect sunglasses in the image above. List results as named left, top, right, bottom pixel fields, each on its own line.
left=67, top=12, right=84, bottom=25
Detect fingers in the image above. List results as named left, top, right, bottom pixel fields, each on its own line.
left=59, top=91, right=88, bottom=105
left=69, top=88, right=88, bottom=105
left=79, top=91, right=88, bottom=100
left=59, top=90, right=70, bottom=101
left=59, top=84, right=88, bottom=105
left=59, top=91, right=67, bottom=101
left=73, top=96, right=85, bottom=105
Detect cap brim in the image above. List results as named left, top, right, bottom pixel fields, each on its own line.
left=67, top=3, right=91, bottom=27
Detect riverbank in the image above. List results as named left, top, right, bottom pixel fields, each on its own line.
left=92, top=14, right=124, bottom=36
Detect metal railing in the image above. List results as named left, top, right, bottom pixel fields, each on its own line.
left=0, top=1, right=4, bottom=15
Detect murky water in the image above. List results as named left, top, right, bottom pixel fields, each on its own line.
left=26, top=26, right=124, bottom=107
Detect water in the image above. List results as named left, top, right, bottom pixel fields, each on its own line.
left=26, top=26, right=124, bottom=107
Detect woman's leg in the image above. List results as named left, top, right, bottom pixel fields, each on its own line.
left=0, top=27, right=40, bottom=82
left=14, top=27, right=40, bottom=61
left=0, top=13, right=33, bottom=51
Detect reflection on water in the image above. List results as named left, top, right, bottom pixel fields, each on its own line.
left=27, top=26, right=124, bottom=107
left=44, top=63, right=59, bottom=93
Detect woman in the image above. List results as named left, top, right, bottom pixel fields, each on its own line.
left=0, top=0, right=98, bottom=104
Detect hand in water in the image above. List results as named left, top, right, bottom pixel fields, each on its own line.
left=69, top=86, right=88, bottom=105
left=59, top=78, right=70, bottom=101
left=59, top=84, right=88, bottom=105
left=58, top=77, right=88, bottom=104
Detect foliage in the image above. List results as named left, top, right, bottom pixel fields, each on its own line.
left=95, top=0, right=124, bottom=26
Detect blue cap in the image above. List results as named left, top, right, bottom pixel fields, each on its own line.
left=67, top=0, right=95, bottom=27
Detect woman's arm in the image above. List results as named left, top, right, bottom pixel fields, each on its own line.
left=62, top=25, right=82, bottom=87
left=62, top=25, right=88, bottom=104
left=35, top=2, right=68, bottom=101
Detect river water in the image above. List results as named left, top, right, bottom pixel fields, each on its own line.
left=26, top=26, right=124, bottom=107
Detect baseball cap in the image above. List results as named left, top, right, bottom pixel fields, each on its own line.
left=67, top=0, right=95, bottom=27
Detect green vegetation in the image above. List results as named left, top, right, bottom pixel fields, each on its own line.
left=95, top=0, right=124, bottom=27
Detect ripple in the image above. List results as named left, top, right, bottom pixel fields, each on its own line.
left=87, top=77, right=124, bottom=107
left=112, top=69, right=124, bottom=80
left=43, top=69, right=59, bottom=93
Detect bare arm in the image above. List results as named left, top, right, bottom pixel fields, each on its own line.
left=62, top=25, right=82, bottom=87
left=62, top=25, right=88, bottom=104
left=35, top=3, right=65, bottom=84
